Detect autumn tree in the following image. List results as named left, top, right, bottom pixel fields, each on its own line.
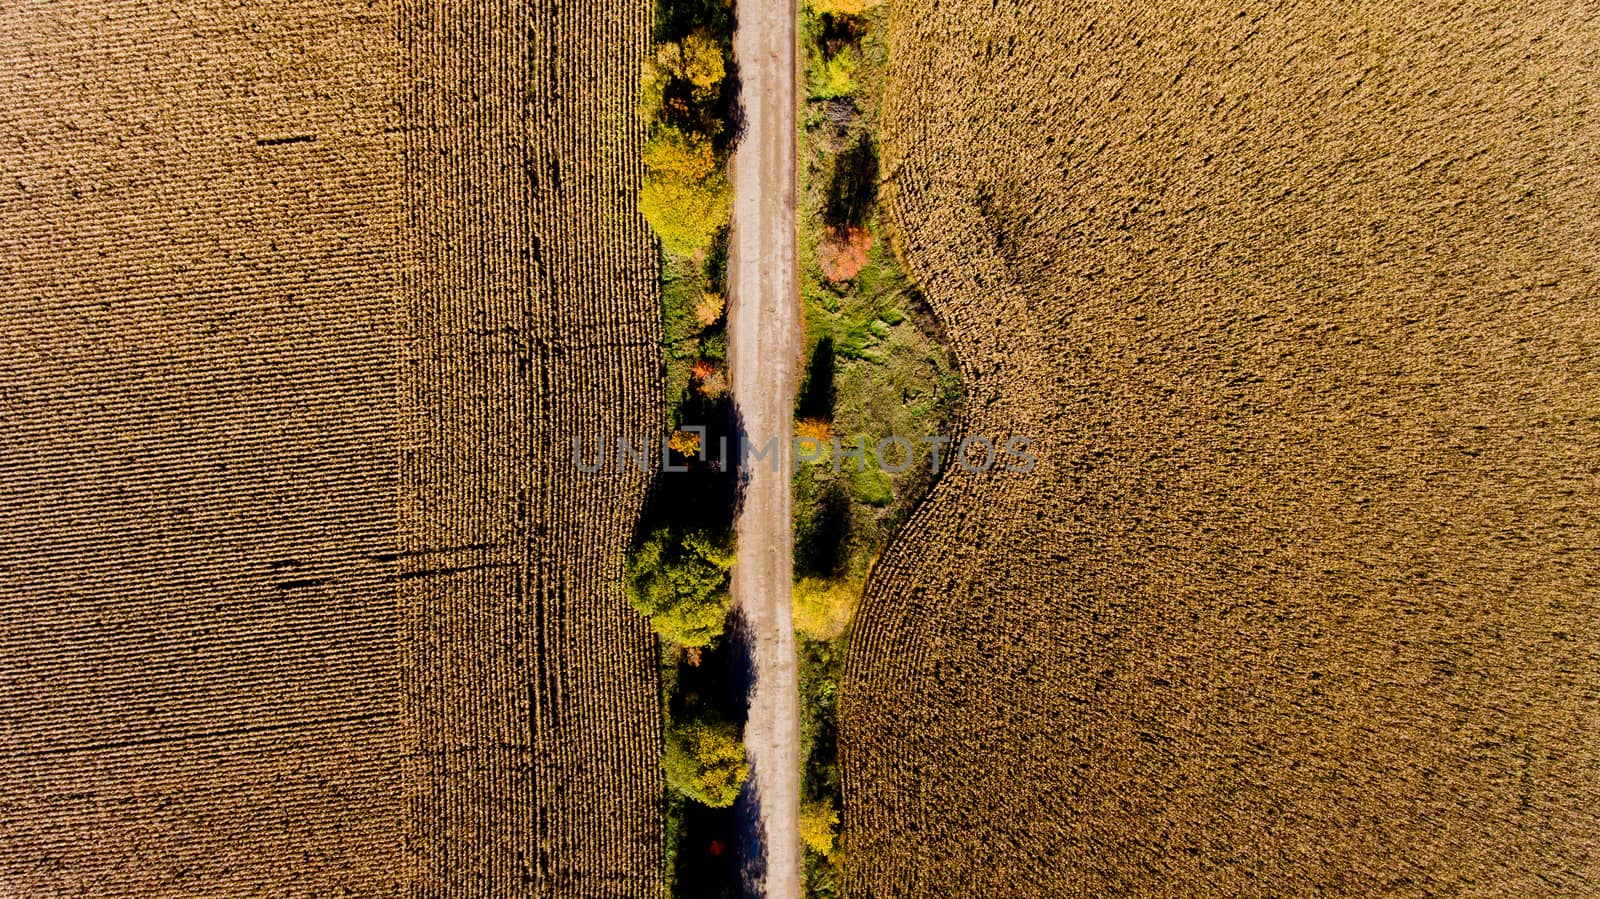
left=639, top=124, right=730, bottom=256
left=691, top=359, right=728, bottom=399
left=644, top=125, right=719, bottom=181
left=799, top=799, right=841, bottom=859
left=639, top=30, right=731, bottom=256
left=626, top=527, right=735, bottom=647
left=694, top=291, right=725, bottom=327
left=818, top=223, right=873, bottom=282
left=668, top=429, right=704, bottom=457
left=796, top=417, right=832, bottom=442
left=663, top=717, right=749, bottom=807
left=640, top=171, right=730, bottom=257
left=639, top=31, right=726, bottom=125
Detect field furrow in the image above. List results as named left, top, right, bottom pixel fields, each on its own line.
left=0, top=2, right=405, bottom=894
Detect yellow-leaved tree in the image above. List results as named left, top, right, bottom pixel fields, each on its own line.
left=800, top=799, right=841, bottom=859
left=639, top=31, right=727, bottom=121
left=793, top=577, right=858, bottom=641
left=662, top=718, right=749, bottom=807
left=638, top=32, right=732, bottom=256
left=638, top=173, right=731, bottom=257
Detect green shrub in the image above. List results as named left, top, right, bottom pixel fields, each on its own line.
left=663, top=718, right=749, bottom=807
left=626, top=527, right=735, bottom=647
left=807, top=51, right=860, bottom=100
left=699, top=329, right=728, bottom=363
left=851, top=465, right=893, bottom=507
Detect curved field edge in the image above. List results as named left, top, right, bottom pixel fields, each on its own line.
left=843, top=1, right=1600, bottom=897
left=788, top=3, right=967, bottom=897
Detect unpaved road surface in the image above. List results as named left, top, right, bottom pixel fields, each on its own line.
left=726, top=0, right=800, bottom=895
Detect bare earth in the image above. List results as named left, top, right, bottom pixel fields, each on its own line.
left=727, top=0, right=802, bottom=896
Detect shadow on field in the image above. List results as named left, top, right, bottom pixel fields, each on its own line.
left=638, top=0, right=759, bottom=892
left=630, top=417, right=738, bottom=545
left=653, top=0, right=731, bottom=42
left=726, top=610, right=766, bottom=899
left=670, top=611, right=747, bottom=899
left=795, top=481, right=851, bottom=579
left=673, top=800, right=741, bottom=898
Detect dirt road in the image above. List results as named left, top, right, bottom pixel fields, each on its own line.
left=726, top=0, right=800, bottom=895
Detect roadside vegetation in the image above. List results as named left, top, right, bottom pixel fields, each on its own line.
left=628, top=0, right=747, bottom=896
left=640, top=0, right=737, bottom=412
left=631, top=2, right=959, bottom=894
left=792, top=1, right=963, bottom=895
